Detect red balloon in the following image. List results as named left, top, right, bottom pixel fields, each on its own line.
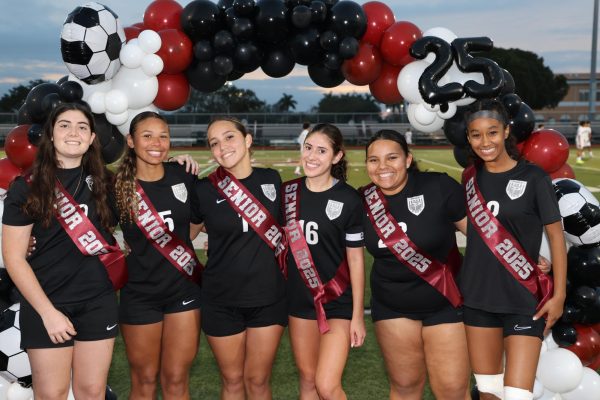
left=124, top=26, right=142, bottom=42
left=5, top=125, right=37, bottom=170
left=132, top=22, right=146, bottom=29
left=521, top=129, right=570, bottom=173
left=156, top=29, right=194, bottom=74
left=549, top=162, right=576, bottom=180
left=143, top=0, right=183, bottom=31
left=565, top=324, right=600, bottom=367
left=588, top=354, right=600, bottom=370
left=361, top=1, right=395, bottom=47
left=369, top=62, right=402, bottom=104
left=379, top=21, right=422, bottom=67
left=0, top=158, right=23, bottom=190
left=341, top=42, right=382, bottom=86
left=154, top=73, right=191, bottom=111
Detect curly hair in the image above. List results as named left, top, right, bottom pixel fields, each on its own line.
left=23, top=102, right=113, bottom=231
left=306, top=123, right=348, bottom=181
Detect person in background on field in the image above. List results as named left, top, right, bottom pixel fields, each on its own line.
left=295, top=122, right=311, bottom=176
left=284, top=123, right=366, bottom=400
left=583, top=120, right=593, bottom=159
left=536, top=123, right=545, bottom=131
left=576, top=120, right=591, bottom=164
left=362, top=129, right=470, bottom=400
left=2, top=102, right=121, bottom=399
left=404, top=128, right=413, bottom=145
left=460, top=99, right=566, bottom=400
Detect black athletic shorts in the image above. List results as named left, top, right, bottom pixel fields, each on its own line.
left=371, top=295, right=463, bottom=326
left=202, top=296, right=288, bottom=337
left=463, top=306, right=545, bottom=339
left=20, top=291, right=119, bottom=349
left=289, top=299, right=352, bottom=321
left=119, top=286, right=201, bottom=325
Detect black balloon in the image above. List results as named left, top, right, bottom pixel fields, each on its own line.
left=17, top=103, right=33, bottom=125
left=443, top=106, right=469, bottom=146
left=580, top=286, right=600, bottom=324
left=471, top=385, right=480, bottom=400
left=105, top=385, right=117, bottom=400
left=213, top=55, right=234, bottom=76
left=572, top=285, right=599, bottom=308
left=552, top=322, right=578, bottom=346
left=290, top=28, right=323, bottom=65
left=55, top=75, right=69, bottom=85
left=452, top=37, right=504, bottom=100
left=323, top=52, right=342, bottom=70
left=27, top=124, right=44, bottom=146
left=255, top=0, right=289, bottom=44
left=230, top=17, right=254, bottom=40
left=59, top=80, right=83, bottom=102
left=322, top=0, right=338, bottom=7
left=25, top=83, right=61, bottom=123
left=233, top=42, right=262, bottom=73
left=101, top=131, right=125, bottom=165
left=561, top=304, right=582, bottom=324
left=308, top=62, right=344, bottom=88
left=310, top=1, right=327, bottom=24
left=227, top=70, right=245, bottom=81
left=213, top=30, right=236, bottom=54
left=567, top=244, right=600, bottom=287
left=501, top=93, right=522, bottom=116
left=453, top=145, right=471, bottom=168
left=261, top=48, right=295, bottom=78
left=292, top=5, right=312, bottom=29
left=41, top=93, right=62, bottom=115
left=93, top=113, right=119, bottom=147
left=500, top=69, right=515, bottom=96
left=181, top=0, right=222, bottom=42
left=319, top=30, right=339, bottom=52
left=328, top=1, right=366, bottom=39
left=193, top=40, right=214, bottom=61
left=508, top=102, right=535, bottom=143
left=186, top=59, right=227, bottom=92
left=217, top=0, right=235, bottom=11
left=338, top=37, right=359, bottom=59
left=233, top=0, right=255, bottom=16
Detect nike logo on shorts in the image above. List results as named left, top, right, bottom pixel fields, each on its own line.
left=514, top=324, right=531, bottom=331
left=106, top=324, right=117, bottom=331
left=182, top=299, right=195, bottom=306
left=216, top=199, right=226, bottom=204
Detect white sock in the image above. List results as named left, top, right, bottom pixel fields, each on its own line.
left=504, top=386, right=533, bottom=400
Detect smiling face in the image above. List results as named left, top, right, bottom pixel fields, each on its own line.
left=301, top=132, right=343, bottom=179
left=207, top=120, right=252, bottom=170
left=366, top=139, right=413, bottom=196
left=467, top=117, right=510, bottom=164
left=52, top=109, right=96, bottom=167
left=127, top=117, right=170, bottom=167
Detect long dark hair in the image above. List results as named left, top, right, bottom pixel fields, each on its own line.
left=207, top=116, right=251, bottom=140
left=465, top=99, right=522, bottom=163
left=366, top=129, right=419, bottom=171
left=306, top=123, right=348, bottom=181
left=23, top=102, right=113, bottom=230
left=114, top=111, right=169, bottom=224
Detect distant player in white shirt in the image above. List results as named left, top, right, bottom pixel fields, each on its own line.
left=404, top=128, right=413, bottom=145
left=576, top=120, right=593, bottom=164
left=294, top=122, right=311, bottom=175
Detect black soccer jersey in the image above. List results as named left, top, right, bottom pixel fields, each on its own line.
left=120, top=163, right=201, bottom=302
left=285, top=178, right=364, bottom=318
left=192, top=168, right=285, bottom=307
left=460, top=160, right=561, bottom=315
left=2, top=168, right=115, bottom=304
left=363, top=172, right=466, bottom=314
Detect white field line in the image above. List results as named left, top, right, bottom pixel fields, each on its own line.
left=573, top=165, right=600, bottom=172
left=417, top=158, right=463, bottom=172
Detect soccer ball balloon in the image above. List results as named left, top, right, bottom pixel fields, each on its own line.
left=0, top=303, right=31, bottom=387
left=553, top=178, right=600, bottom=246
left=60, top=2, right=126, bottom=84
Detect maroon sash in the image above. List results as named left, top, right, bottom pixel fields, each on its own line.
left=135, top=182, right=202, bottom=284
left=462, top=165, right=552, bottom=309
left=207, top=167, right=288, bottom=276
left=54, top=180, right=127, bottom=290
left=361, top=183, right=463, bottom=307
left=282, top=178, right=351, bottom=334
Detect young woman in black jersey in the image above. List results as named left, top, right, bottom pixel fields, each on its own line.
left=115, top=111, right=202, bottom=399
left=2, top=102, right=119, bottom=399
left=284, top=123, right=365, bottom=400
left=193, top=116, right=287, bottom=399
left=362, top=129, right=470, bottom=400
left=461, top=99, right=566, bottom=400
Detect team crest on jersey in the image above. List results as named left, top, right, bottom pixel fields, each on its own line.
left=171, top=183, right=188, bottom=203
left=407, top=195, right=425, bottom=216
left=261, top=184, right=277, bottom=201
left=85, top=175, right=93, bottom=191
left=325, top=199, right=344, bottom=220
left=506, top=180, right=527, bottom=200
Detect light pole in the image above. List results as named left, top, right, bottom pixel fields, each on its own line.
left=590, top=0, right=599, bottom=120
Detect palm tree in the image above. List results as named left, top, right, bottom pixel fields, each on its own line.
left=274, top=93, right=297, bottom=112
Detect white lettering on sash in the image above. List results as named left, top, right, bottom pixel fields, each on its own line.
left=465, top=177, right=498, bottom=239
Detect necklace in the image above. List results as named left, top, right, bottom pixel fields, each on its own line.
left=58, top=166, right=84, bottom=197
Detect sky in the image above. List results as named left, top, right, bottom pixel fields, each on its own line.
left=0, top=0, right=597, bottom=112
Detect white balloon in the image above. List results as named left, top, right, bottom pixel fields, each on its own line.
left=6, top=383, right=32, bottom=400
left=0, top=374, right=10, bottom=399
left=137, top=30, right=161, bottom=54
left=111, top=67, right=159, bottom=110
left=105, top=110, right=129, bottom=126
left=0, top=196, right=4, bottom=268
left=397, top=60, right=431, bottom=104
left=141, top=54, right=164, bottom=77
left=537, top=388, right=561, bottom=400
left=537, top=349, right=584, bottom=394
left=539, top=230, right=552, bottom=263
left=422, top=27, right=458, bottom=44
left=119, top=43, right=145, bottom=69
left=117, top=104, right=160, bottom=135
left=407, top=103, right=445, bottom=133
left=543, top=333, right=560, bottom=351
left=437, top=102, right=457, bottom=120
left=561, top=367, right=600, bottom=399
left=67, top=74, right=111, bottom=102
left=87, top=91, right=106, bottom=114
left=414, top=103, right=438, bottom=126
left=533, top=378, right=545, bottom=398
left=104, top=90, right=128, bottom=114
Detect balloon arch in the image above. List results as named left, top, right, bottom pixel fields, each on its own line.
left=2, top=0, right=600, bottom=398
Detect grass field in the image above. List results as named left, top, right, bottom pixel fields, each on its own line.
left=4, top=146, right=600, bottom=399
